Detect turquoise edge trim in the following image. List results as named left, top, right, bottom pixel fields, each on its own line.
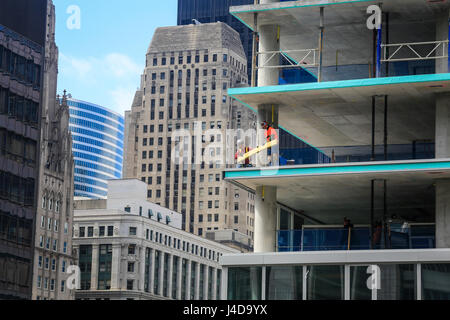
left=228, top=73, right=450, bottom=96
left=224, top=161, right=450, bottom=179
left=230, top=0, right=375, bottom=31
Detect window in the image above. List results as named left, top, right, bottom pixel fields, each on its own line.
left=45, top=257, right=49, bottom=270
left=129, top=227, right=137, bottom=236
left=234, top=216, right=239, bottom=224
left=107, top=226, right=114, bottom=236
left=199, top=214, right=203, bottom=223
left=128, top=244, right=136, bottom=255
left=234, top=203, right=239, bottom=211
left=61, top=280, right=65, bottom=293
left=51, top=258, right=56, bottom=271
left=127, top=280, right=134, bottom=290
left=223, top=54, right=228, bottom=62
left=38, top=256, right=42, bottom=268
left=87, top=226, right=93, bottom=237
left=128, top=262, right=135, bottom=273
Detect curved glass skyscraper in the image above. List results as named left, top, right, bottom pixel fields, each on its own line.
left=68, top=98, right=124, bottom=199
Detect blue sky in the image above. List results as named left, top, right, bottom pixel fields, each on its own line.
left=54, top=0, right=178, bottom=115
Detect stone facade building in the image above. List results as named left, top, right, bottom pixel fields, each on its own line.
left=123, top=23, right=256, bottom=249
left=73, top=179, right=238, bottom=300
left=32, top=1, right=75, bottom=300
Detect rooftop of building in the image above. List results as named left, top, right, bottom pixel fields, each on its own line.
left=147, top=22, right=246, bottom=59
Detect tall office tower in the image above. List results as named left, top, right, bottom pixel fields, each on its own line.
left=32, top=1, right=76, bottom=300
left=124, top=23, right=256, bottom=250
left=177, top=0, right=254, bottom=83
left=68, top=98, right=124, bottom=199
left=0, top=0, right=48, bottom=299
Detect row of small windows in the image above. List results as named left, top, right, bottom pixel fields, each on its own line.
left=0, top=170, right=35, bottom=207
left=41, top=195, right=62, bottom=213
left=37, top=256, right=68, bottom=273
left=36, top=276, right=66, bottom=293
left=78, top=225, right=114, bottom=238
left=39, top=216, right=69, bottom=234
left=0, top=86, right=40, bottom=126
left=144, top=228, right=221, bottom=262
left=0, top=210, right=33, bottom=246
left=0, top=45, right=41, bottom=88
left=67, top=101, right=124, bottom=125
left=0, top=127, right=37, bottom=166
left=38, top=235, right=68, bottom=254
left=148, top=53, right=228, bottom=67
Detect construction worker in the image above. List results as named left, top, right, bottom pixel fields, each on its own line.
left=235, top=140, right=245, bottom=168
left=261, top=121, right=279, bottom=166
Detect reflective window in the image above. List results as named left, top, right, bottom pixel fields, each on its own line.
left=228, top=267, right=261, bottom=300
left=306, top=265, right=344, bottom=300
left=266, top=266, right=302, bottom=300
left=422, top=263, right=450, bottom=300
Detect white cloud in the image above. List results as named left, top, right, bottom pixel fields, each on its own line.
left=58, top=52, right=143, bottom=114
left=110, top=87, right=136, bottom=115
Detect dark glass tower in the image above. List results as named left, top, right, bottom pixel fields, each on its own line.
left=0, top=0, right=48, bottom=299
left=177, top=0, right=254, bottom=82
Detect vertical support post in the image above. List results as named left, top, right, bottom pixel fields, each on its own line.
left=448, top=18, right=450, bottom=72
left=372, top=29, right=377, bottom=78
left=221, top=267, right=228, bottom=301
left=385, top=12, right=390, bottom=76
left=302, top=266, right=308, bottom=300
left=370, top=180, right=375, bottom=249
left=417, top=264, right=422, bottom=301
left=383, top=180, right=388, bottom=249
left=251, top=13, right=258, bottom=87
left=371, top=96, right=376, bottom=161
left=384, top=95, right=388, bottom=160
left=261, top=266, right=266, bottom=300
left=318, top=7, right=324, bottom=82
left=344, top=265, right=350, bottom=300
left=376, top=13, right=382, bottom=77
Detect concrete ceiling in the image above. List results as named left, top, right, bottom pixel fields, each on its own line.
left=225, top=159, right=450, bottom=224
left=231, top=0, right=446, bottom=66
left=229, top=75, right=450, bottom=148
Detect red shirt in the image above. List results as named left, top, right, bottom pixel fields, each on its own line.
left=265, top=127, right=278, bottom=142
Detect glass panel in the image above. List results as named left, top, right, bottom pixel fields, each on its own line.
left=378, top=264, right=416, bottom=300
left=307, top=265, right=344, bottom=300
left=266, top=266, right=302, bottom=300
left=350, top=266, right=372, bottom=300
left=227, top=267, right=261, bottom=300
left=279, top=209, right=290, bottom=230
left=422, top=264, right=450, bottom=300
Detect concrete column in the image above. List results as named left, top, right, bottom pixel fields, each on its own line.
left=254, top=186, right=277, bottom=252
left=212, top=268, right=218, bottom=300
left=186, top=260, right=192, bottom=299
left=204, top=265, right=209, bottom=300
left=435, top=9, right=450, bottom=74
left=258, top=24, right=280, bottom=87
left=111, top=244, right=121, bottom=290
left=139, top=246, right=146, bottom=291
left=90, top=244, right=99, bottom=290
left=158, top=252, right=164, bottom=296
left=149, top=249, right=155, bottom=294
left=435, top=93, right=450, bottom=249
left=436, top=180, right=450, bottom=248
left=167, top=254, right=174, bottom=298
left=195, top=263, right=201, bottom=300
left=436, top=94, right=450, bottom=158
left=176, top=257, right=183, bottom=300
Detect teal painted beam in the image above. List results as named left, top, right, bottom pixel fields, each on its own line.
left=224, top=160, right=450, bottom=179
left=228, top=73, right=450, bottom=97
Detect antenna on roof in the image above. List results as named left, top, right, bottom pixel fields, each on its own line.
left=192, top=19, right=201, bottom=25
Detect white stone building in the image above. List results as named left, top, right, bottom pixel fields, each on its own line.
left=73, top=179, right=238, bottom=300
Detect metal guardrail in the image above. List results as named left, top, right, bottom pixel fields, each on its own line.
left=381, top=40, right=449, bottom=62
left=257, top=49, right=319, bottom=69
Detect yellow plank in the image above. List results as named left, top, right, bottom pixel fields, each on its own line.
left=237, top=140, right=278, bottom=163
